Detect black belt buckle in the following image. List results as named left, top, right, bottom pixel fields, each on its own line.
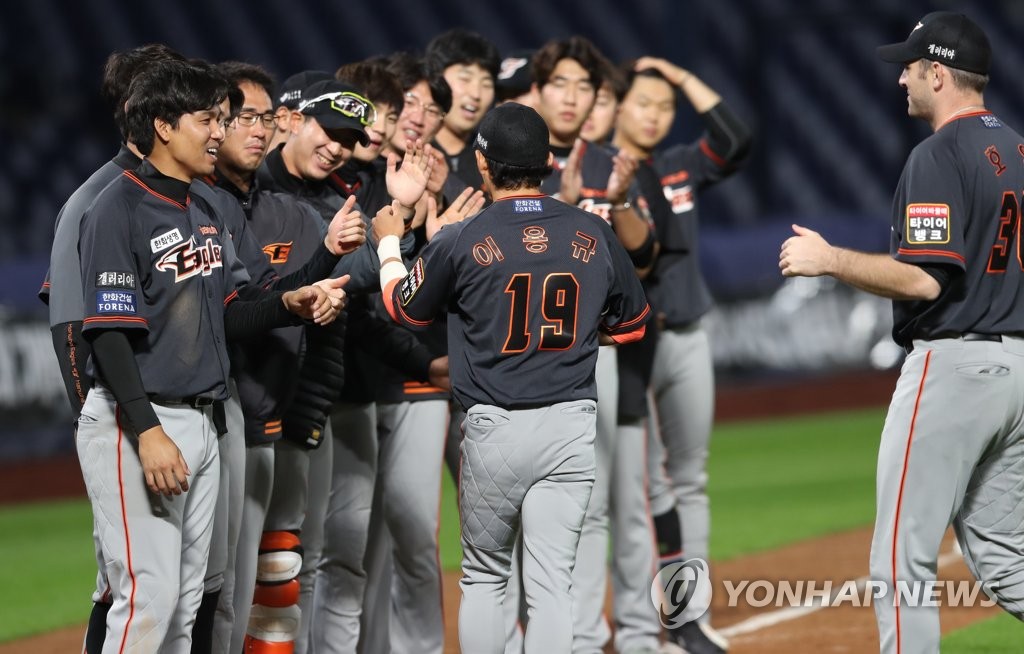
left=186, top=396, right=215, bottom=408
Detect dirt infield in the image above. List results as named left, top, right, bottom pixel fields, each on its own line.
left=13, top=368, right=1001, bottom=652
left=1, top=525, right=998, bottom=654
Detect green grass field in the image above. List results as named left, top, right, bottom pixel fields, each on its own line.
left=0, top=406, right=1016, bottom=648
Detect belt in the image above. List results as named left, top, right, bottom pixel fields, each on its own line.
left=904, top=332, right=1002, bottom=354
left=151, top=395, right=217, bottom=409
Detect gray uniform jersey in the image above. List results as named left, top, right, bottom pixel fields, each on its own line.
left=80, top=162, right=238, bottom=400
left=869, top=111, right=1024, bottom=652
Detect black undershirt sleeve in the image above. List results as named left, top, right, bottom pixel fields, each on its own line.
left=918, top=262, right=958, bottom=290
left=626, top=229, right=658, bottom=270
left=86, top=329, right=160, bottom=434
left=267, top=243, right=340, bottom=291
left=701, top=102, right=753, bottom=164
left=224, top=290, right=302, bottom=340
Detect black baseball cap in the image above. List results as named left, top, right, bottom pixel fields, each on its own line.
left=877, top=12, right=991, bottom=75
left=298, top=79, right=375, bottom=146
left=474, top=102, right=549, bottom=167
left=277, top=70, right=332, bottom=109
left=495, top=49, right=534, bottom=100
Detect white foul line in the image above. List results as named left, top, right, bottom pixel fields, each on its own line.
left=717, top=549, right=964, bottom=639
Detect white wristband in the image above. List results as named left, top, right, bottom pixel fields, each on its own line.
left=377, top=235, right=408, bottom=290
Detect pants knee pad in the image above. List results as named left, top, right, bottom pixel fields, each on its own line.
left=246, top=531, right=302, bottom=652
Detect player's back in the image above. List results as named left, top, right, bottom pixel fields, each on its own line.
left=441, top=193, right=642, bottom=409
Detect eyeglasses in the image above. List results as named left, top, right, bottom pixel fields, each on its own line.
left=403, top=92, right=446, bottom=121
left=300, top=91, right=378, bottom=126
left=236, top=111, right=278, bottom=129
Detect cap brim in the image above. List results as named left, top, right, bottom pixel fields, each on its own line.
left=877, top=42, right=918, bottom=63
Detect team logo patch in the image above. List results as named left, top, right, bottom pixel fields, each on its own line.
left=155, top=236, right=224, bottom=282
left=664, top=184, right=695, bottom=215
left=399, top=258, right=425, bottom=306
left=513, top=198, right=543, bottom=213
left=95, top=271, right=135, bottom=289
left=906, top=204, right=950, bottom=244
left=263, top=242, right=293, bottom=264
left=95, top=291, right=137, bottom=314
left=151, top=228, right=184, bottom=253
left=198, top=224, right=219, bottom=236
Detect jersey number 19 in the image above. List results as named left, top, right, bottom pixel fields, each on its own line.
left=502, top=272, right=579, bottom=353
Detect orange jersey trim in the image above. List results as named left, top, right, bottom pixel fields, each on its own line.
left=84, top=316, right=149, bottom=326
left=660, top=170, right=690, bottom=186
left=699, top=138, right=727, bottom=168
left=607, top=323, right=647, bottom=345
left=896, top=248, right=965, bottom=264
left=614, top=304, right=652, bottom=330
left=382, top=278, right=401, bottom=322
left=402, top=382, right=446, bottom=395
left=123, top=171, right=189, bottom=211
left=223, top=289, right=239, bottom=306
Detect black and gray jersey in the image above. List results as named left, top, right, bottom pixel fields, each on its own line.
left=383, top=193, right=650, bottom=410
left=647, top=139, right=737, bottom=326
left=80, top=161, right=238, bottom=400
left=891, top=111, right=1024, bottom=345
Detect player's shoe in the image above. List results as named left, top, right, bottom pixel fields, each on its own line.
left=666, top=620, right=729, bottom=654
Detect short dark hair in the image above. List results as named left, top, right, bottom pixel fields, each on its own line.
left=600, top=57, right=628, bottom=102
left=425, top=28, right=501, bottom=79
left=102, top=44, right=186, bottom=140
left=216, top=61, right=277, bottom=101
left=532, top=36, right=606, bottom=91
left=483, top=156, right=553, bottom=191
left=385, top=52, right=453, bottom=113
left=335, top=60, right=404, bottom=112
left=948, top=67, right=988, bottom=93
left=125, top=59, right=236, bottom=155
left=622, top=62, right=676, bottom=107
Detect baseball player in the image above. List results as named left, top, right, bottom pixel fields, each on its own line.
left=426, top=28, right=500, bottom=192
left=373, top=101, right=650, bottom=654
left=612, top=57, right=751, bottom=653
left=204, top=62, right=365, bottom=654
left=39, top=44, right=187, bottom=654
left=319, top=60, right=455, bottom=654
left=75, top=58, right=333, bottom=653
left=780, top=12, right=1024, bottom=652
left=531, top=36, right=659, bottom=654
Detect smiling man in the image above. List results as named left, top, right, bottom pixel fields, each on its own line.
left=426, top=28, right=500, bottom=191
left=76, top=58, right=331, bottom=654
left=257, top=78, right=372, bottom=222
left=208, top=61, right=366, bottom=654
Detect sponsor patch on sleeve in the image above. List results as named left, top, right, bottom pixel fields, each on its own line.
left=905, top=204, right=950, bottom=244
left=95, top=291, right=138, bottom=314
left=399, top=258, right=425, bottom=306
left=150, top=228, right=184, bottom=253
left=95, top=271, right=136, bottom=289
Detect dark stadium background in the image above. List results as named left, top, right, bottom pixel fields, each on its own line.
left=1, top=0, right=1021, bottom=459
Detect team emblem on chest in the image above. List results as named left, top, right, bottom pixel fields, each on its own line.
left=155, top=234, right=224, bottom=282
